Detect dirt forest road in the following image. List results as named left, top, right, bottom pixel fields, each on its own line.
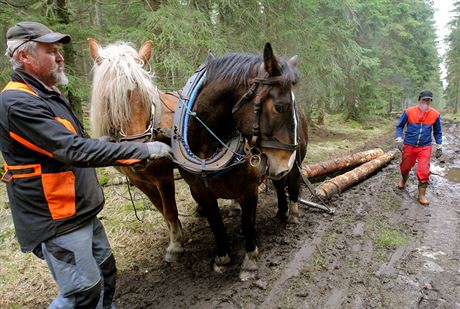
left=115, top=119, right=460, bottom=309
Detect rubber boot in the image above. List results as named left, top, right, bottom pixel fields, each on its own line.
left=397, top=173, right=409, bottom=189
left=418, top=183, right=429, bottom=206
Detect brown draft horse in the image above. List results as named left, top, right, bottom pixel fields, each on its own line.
left=177, top=43, right=299, bottom=280
left=87, top=39, right=183, bottom=262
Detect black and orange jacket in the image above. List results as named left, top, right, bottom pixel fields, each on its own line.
left=0, top=70, right=149, bottom=252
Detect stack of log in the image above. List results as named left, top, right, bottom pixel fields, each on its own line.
left=302, top=148, right=397, bottom=200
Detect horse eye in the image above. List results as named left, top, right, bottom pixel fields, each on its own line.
left=274, top=105, right=283, bottom=113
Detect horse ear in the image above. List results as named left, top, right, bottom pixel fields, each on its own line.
left=263, top=42, right=281, bottom=76
left=288, top=55, right=299, bottom=67
left=138, top=40, right=153, bottom=65
left=87, top=38, right=102, bottom=64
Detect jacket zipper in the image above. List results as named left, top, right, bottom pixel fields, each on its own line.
left=416, top=122, right=422, bottom=146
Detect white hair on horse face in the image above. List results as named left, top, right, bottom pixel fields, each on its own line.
left=89, top=41, right=161, bottom=137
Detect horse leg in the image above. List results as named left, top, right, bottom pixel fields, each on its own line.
left=131, top=178, right=183, bottom=262
left=191, top=187, right=230, bottom=272
left=285, top=145, right=306, bottom=223
left=238, top=190, right=259, bottom=281
left=272, top=178, right=288, bottom=220
left=286, top=168, right=301, bottom=223
left=157, top=179, right=184, bottom=263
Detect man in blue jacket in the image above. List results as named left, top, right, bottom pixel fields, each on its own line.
left=395, top=90, right=442, bottom=205
left=1, top=21, right=171, bottom=308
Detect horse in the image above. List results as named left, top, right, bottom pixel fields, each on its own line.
left=87, top=39, right=184, bottom=262
left=176, top=43, right=299, bottom=280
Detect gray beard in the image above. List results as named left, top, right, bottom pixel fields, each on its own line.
left=55, top=71, right=69, bottom=86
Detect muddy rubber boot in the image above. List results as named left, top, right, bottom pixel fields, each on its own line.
left=418, top=183, right=429, bottom=206
left=397, top=173, right=409, bottom=189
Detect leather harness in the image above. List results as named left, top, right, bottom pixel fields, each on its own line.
left=171, top=55, right=298, bottom=176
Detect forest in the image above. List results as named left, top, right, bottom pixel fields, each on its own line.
left=2, top=2, right=460, bottom=308
left=2, top=0, right=457, bottom=123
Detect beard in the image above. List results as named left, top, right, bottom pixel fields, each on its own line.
left=51, top=64, right=69, bottom=86
left=419, top=103, right=429, bottom=112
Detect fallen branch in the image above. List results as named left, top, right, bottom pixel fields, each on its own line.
left=303, top=148, right=385, bottom=179
left=315, top=150, right=397, bottom=200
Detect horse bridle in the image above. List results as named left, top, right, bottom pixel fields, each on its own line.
left=117, top=105, right=156, bottom=143
left=231, top=71, right=298, bottom=153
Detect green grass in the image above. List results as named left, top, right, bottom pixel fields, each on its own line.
left=443, top=112, right=460, bottom=122
left=306, top=113, right=394, bottom=164
left=313, top=253, right=327, bottom=270
left=373, top=226, right=410, bottom=249
left=96, top=167, right=111, bottom=186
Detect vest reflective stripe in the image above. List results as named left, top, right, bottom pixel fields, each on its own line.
left=54, top=117, right=77, bottom=134
left=9, top=131, right=54, bottom=158
left=1, top=81, right=38, bottom=96
left=3, top=162, right=42, bottom=179
left=116, top=158, right=142, bottom=165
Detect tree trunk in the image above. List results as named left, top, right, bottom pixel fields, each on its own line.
left=315, top=150, right=397, bottom=199
left=303, top=148, right=385, bottom=179
left=317, top=99, right=325, bottom=125
left=455, top=79, right=459, bottom=114
left=94, top=0, right=103, bottom=31
left=53, top=0, right=83, bottom=121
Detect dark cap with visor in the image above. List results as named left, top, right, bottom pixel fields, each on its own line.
left=6, top=21, right=71, bottom=56
left=418, top=90, right=433, bottom=100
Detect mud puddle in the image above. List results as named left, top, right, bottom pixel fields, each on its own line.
left=445, top=167, right=460, bottom=183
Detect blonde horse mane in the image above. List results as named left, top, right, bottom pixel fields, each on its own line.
left=89, top=41, right=161, bottom=137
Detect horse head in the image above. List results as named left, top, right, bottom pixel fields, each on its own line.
left=88, top=38, right=161, bottom=141
left=233, top=43, right=299, bottom=180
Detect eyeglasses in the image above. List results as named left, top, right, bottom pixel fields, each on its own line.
left=422, top=98, right=432, bottom=102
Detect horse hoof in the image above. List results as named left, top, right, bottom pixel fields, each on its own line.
left=164, top=247, right=184, bottom=263
left=288, top=201, right=300, bottom=217
left=213, top=254, right=231, bottom=273
left=239, top=270, right=257, bottom=281
left=287, top=215, right=299, bottom=224
left=240, top=247, right=259, bottom=281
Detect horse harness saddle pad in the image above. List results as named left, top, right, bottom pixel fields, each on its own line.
left=171, top=53, right=246, bottom=175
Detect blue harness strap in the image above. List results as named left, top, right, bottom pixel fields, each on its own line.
left=171, top=53, right=247, bottom=175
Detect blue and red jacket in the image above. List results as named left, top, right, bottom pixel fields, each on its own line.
left=396, top=105, right=442, bottom=147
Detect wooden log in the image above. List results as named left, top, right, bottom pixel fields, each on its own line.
left=303, top=148, right=385, bottom=179
left=315, top=150, right=398, bottom=200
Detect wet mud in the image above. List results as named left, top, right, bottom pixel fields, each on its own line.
left=116, top=120, right=460, bottom=309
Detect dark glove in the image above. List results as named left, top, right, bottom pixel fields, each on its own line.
left=435, top=146, right=442, bottom=159
left=395, top=137, right=403, bottom=152
left=146, top=141, right=173, bottom=160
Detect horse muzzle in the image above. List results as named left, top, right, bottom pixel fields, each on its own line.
left=265, top=149, right=297, bottom=180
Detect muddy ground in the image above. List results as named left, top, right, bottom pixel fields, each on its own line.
left=113, top=119, right=460, bottom=309
left=0, top=119, right=458, bottom=308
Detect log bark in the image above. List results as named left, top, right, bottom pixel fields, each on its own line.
left=303, top=148, right=385, bottom=179
left=314, top=150, right=397, bottom=200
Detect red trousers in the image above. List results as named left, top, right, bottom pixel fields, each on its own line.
left=400, top=144, right=432, bottom=184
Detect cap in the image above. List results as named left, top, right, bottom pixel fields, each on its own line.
left=419, top=90, right=433, bottom=100
left=7, top=21, right=71, bottom=44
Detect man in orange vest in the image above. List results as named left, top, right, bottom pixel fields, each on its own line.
left=1, top=21, right=171, bottom=308
left=395, top=90, right=443, bottom=205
